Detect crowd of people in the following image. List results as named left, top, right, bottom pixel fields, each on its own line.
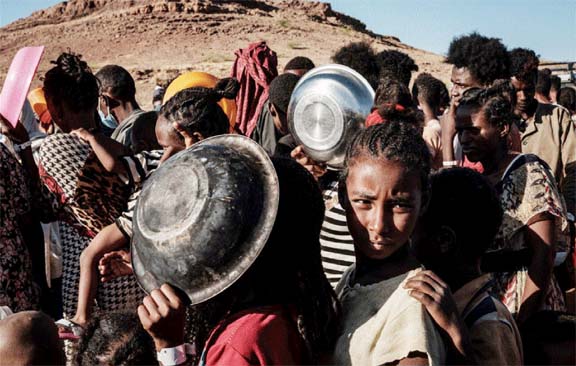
left=0, top=31, right=575, bottom=366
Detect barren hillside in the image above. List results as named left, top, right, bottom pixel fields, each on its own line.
left=0, top=0, right=451, bottom=108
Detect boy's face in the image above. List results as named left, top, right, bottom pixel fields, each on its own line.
left=450, top=66, right=482, bottom=106
left=511, top=76, right=536, bottom=116
left=270, top=103, right=288, bottom=135
left=344, top=157, right=422, bottom=261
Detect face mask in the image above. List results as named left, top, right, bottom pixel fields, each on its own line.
left=98, top=100, right=118, bottom=129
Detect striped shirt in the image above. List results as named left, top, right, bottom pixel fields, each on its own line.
left=320, top=180, right=356, bottom=287
left=115, top=150, right=163, bottom=239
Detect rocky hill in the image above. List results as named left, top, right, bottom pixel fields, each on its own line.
left=0, top=0, right=451, bottom=108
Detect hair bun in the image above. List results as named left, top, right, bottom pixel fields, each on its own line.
left=213, top=77, right=240, bottom=100
left=52, top=52, right=91, bottom=81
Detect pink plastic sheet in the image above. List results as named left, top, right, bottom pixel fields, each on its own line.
left=0, top=46, right=45, bottom=127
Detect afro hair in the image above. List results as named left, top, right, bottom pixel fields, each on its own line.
left=269, top=73, right=301, bottom=113
left=284, top=56, right=315, bottom=72
left=331, top=41, right=380, bottom=89
left=376, top=50, right=419, bottom=87
left=374, top=76, right=414, bottom=109
left=446, top=32, right=510, bottom=86
left=509, top=48, right=539, bottom=83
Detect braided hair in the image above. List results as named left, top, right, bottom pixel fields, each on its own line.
left=458, top=80, right=519, bottom=130
left=340, top=120, right=431, bottom=201
left=159, top=77, right=239, bottom=141
left=43, top=52, right=99, bottom=113
left=76, top=311, right=156, bottom=366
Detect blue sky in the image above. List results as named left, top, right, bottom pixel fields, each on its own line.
left=1, top=0, right=574, bottom=61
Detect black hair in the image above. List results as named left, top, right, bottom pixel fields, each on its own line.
left=520, top=311, right=576, bottom=365
left=458, top=80, right=518, bottom=129
left=550, top=75, right=561, bottom=92
left=340, top=120, right=431, bottom=200
left=95, top=65, right=137, bottom=101
left=43, top=52, right=99, bottom=113
left=446, top=32, right=510, bottom=86
left=374, top=76, right=414, bottom=109
left=269, top=73, right=301, bottom=113
left=509, top=48, right=539, bottom=83
left=76, top=310, right=156, bottom=366
left=421, top=168, right=502, bottom=264
left=160, top=77, right=239, bottom=141
left=184, top=158, right=340, bottom=363
left=331, top=42, right=380, bottom=89
left=376, top=50, right=418, bottom=87
left=130, top=111, right=161, bottom=153
left=536, top=69, right=552, bottom=97
left=373, top=104, right=424, bottom=134
left=412, top=73, right=450, bottom=110
left=558, top=87, right=576, bottom=112
left=284, top=56, right=315, bottom=72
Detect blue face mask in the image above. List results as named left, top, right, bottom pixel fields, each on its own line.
left=98, top=100, right=118, bottom=129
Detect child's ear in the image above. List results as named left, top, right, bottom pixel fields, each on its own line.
left=499, top=123, right=510, bottom=138
left=269, top=103, right=278, bottom=118
left=435, top=225, right=457, bottom=254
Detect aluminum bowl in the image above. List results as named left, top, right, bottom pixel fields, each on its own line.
left=288, top=64, right=375, bottom=169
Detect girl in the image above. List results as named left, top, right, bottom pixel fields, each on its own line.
left=333, top=121, right=445, bottom=365
left=137, top=157, right=340, bottom=365
left=454, top=83, right=569, bottom=322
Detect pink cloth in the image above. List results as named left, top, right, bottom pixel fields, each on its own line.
left=231, top=42, right=278, bottom=137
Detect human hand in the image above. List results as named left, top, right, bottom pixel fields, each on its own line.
left=70, top=128, right=95, bottom=143
left=290, top=145, right=327, bottom=180
left=98, top=250, right=133, bottom=282
left=404, top=271, right=462, bottom=337
left=138, top=284, right=187, bottom=351
left=0, top=113, right=29, bottom=143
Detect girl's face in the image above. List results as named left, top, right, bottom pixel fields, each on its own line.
left=455, top=105, right=503, bottom=163
left=344, top=156, right=423, bottom=261
left=155, top=115, right=186, bottom=162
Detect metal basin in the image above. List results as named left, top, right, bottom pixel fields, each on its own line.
left=288, top=64, right=375, bottom=169
left=131, top=135, right=279, bottom=305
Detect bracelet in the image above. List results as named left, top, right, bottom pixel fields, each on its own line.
left=157, top=343, right=195, bottom=366
left=442, top=160, right=458, bottom=167
left=13, top=140, right=33, bottom=153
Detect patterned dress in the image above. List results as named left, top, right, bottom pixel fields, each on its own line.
left=489, top=154, right=569, bottom=315
left=0, top=144, right=39, bottom=312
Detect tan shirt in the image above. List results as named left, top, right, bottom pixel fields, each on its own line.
left=521, top=103, right=576, bottom=215
left=453, top=274, right=523, bottom=365
left=333, top=267, right=446, bottom=366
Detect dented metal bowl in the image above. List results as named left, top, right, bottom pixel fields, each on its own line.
left=131, top=135, right=279, bottom=305
left=288, top=64, right=375, bottom=169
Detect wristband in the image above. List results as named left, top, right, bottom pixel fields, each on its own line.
left=157, top=343, right=195, bottom=366
left=442, top=160, right=458, bottom=167
left=14, top=140, right=32, bottom=153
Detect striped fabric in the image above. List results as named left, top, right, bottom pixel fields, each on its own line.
left=115, top=150, right=163, bottom=239
left=320, top=181, right=356, bottom=287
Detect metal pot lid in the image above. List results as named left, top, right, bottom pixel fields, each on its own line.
left=131, top=135, right=279, bottom=305
left=288, top=64, right=375, bottom=169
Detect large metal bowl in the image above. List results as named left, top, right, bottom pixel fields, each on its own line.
left=288, top=64, right=375, bottom=169
left=131, top=135, right=279, bottom=305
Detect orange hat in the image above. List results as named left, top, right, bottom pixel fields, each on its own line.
left=163, top=72, right=237, bottom=132
left=27, top=88, right=52, bottom=125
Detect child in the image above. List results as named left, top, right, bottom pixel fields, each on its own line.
left=408, top=168, right=523, bottom=365
left=58, top=79, right=238, bottom=333
left=136, top=156, right=339, bottom=365
left=411, top=73, right=450, bottom=170
left=333, top=121, right=445, bottom=365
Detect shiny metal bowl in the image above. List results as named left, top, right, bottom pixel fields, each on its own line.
left=288, top=64, right=375, bottom=169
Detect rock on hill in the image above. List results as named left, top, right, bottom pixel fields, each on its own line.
left=0, top=0, right=451, bottom=108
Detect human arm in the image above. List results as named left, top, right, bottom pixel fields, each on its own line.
left=71, top=127, right=130, bottom=174
left=405, top=271, right=475, bottom=364
left=74, top=223, right=128, bottom=326
left=558, top=109, right=576, bottom=218
left=290, top=145, right=327, bottom=180
left=517, top=213, right=556, bottom=324
left=440, top=102, right=458, bottom=164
